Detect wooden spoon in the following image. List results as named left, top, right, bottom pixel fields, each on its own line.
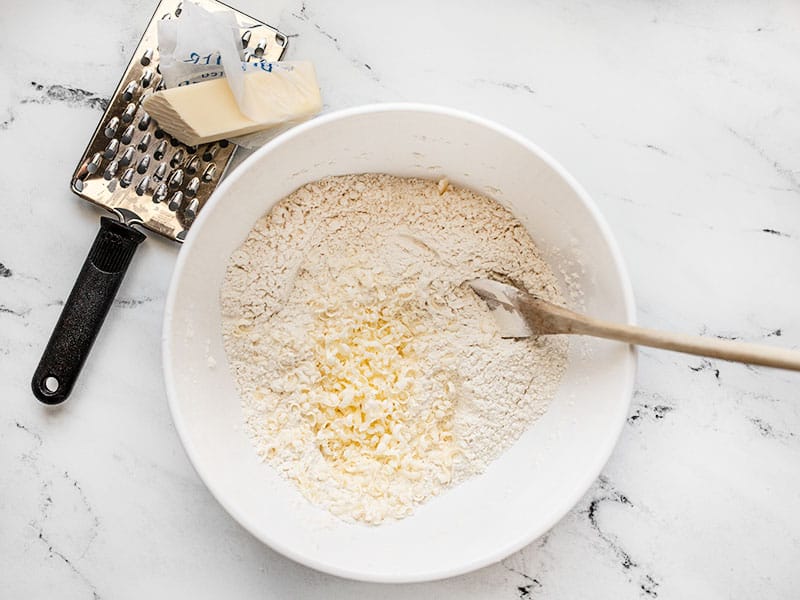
left=469, top=278, right=800, bottom=371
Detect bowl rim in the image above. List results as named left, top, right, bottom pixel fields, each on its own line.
left=162, top=102, right=637, bottom=583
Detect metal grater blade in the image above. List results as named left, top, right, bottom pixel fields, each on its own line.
left=33, top=0, right=289, bottom=405
left=70, top=0, right=288, bottom=242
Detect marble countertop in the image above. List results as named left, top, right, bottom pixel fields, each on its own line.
left=3, top=0, right=799, bottom=597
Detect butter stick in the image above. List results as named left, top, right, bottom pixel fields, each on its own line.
left=142, top=62, right=322, bottom=146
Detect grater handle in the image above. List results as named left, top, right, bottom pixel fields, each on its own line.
left=32, top=217, right=146, bottom=404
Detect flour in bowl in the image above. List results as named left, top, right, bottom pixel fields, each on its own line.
left=221, top=174, right=569, bottom=524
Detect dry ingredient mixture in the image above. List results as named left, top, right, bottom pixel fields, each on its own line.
left=221, top=174, right=569, bottom=524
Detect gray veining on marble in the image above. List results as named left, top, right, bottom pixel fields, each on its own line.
left=2, top=0, right=799, bottom=598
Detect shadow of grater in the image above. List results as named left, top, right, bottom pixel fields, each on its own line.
left=32, top=0, right=288, bottom=404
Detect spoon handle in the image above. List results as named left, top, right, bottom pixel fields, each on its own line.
left=518, top=295, right=800, bottom=371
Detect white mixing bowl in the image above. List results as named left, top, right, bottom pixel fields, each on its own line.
left=163, top=104, right=636, bottom=582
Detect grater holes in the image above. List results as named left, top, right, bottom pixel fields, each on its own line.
left=168, top=191, right=184, bottom=211
left=103, top=160, right=119, bottom=180
left=122, top=81, right=138, bottom=102
left=153, top=183, right=168, bottom=203
left=154, top=162, right=167, bottom=180
left=71, top=3, right=286, bottom=243
left=185, top=177, right=200, bottom=198
left=119, top=146, right=135, bottom=167
left=87, top=152, right=103, bottom=174
left=140, top=48, right=154, bottom=66
left=218, top=139, right=230, bottom=148
left=121, top=102, right=137, bottom=123
left=254, top=39, right=267, bottom=57
left=185, top=156, right=200, bottom=174
left=135, top=176, right=150, bottom=196
left=120, top=125, right=135, bottom=145
left=136, top=155, right=151, bottom=174
left=167, top=169, right=184, bottom=189
left=170, top=149, right=184, bottom=168
left=104, top=138, right=120, bottom=159
left=154, top=140, right=167, bottom=160
left=140, top=68, right=154, bottom=88
left=184, top=198, right=200, bottom=221
left=120, top=168, right=134, bottom=188
left=104, top=116, right=119, bottom=138
left=275, top=33, right=287, bottom=48
left=138, top=132, right=152, bottom=152
left=138, top=112, right=151, bottom=131
left=201, top=144, right=218, bottom=161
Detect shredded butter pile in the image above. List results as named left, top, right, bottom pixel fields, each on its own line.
left=221, top=174, right=569, bottom=524
left=303, top=277, right=457, bottom=514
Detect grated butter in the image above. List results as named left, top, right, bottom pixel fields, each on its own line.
left=221, top=174, right=569, bottom=524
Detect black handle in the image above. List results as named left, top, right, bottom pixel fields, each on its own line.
left=32, top=217, right=146, bottom=404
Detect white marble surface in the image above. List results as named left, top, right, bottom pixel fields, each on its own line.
left=2, top=0, right=800, bottom=597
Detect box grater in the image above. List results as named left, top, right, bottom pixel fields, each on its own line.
left=32, top=0, right=288, bottom=404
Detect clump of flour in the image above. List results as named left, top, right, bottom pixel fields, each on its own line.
left=221, top=174, right=569, bottom=524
